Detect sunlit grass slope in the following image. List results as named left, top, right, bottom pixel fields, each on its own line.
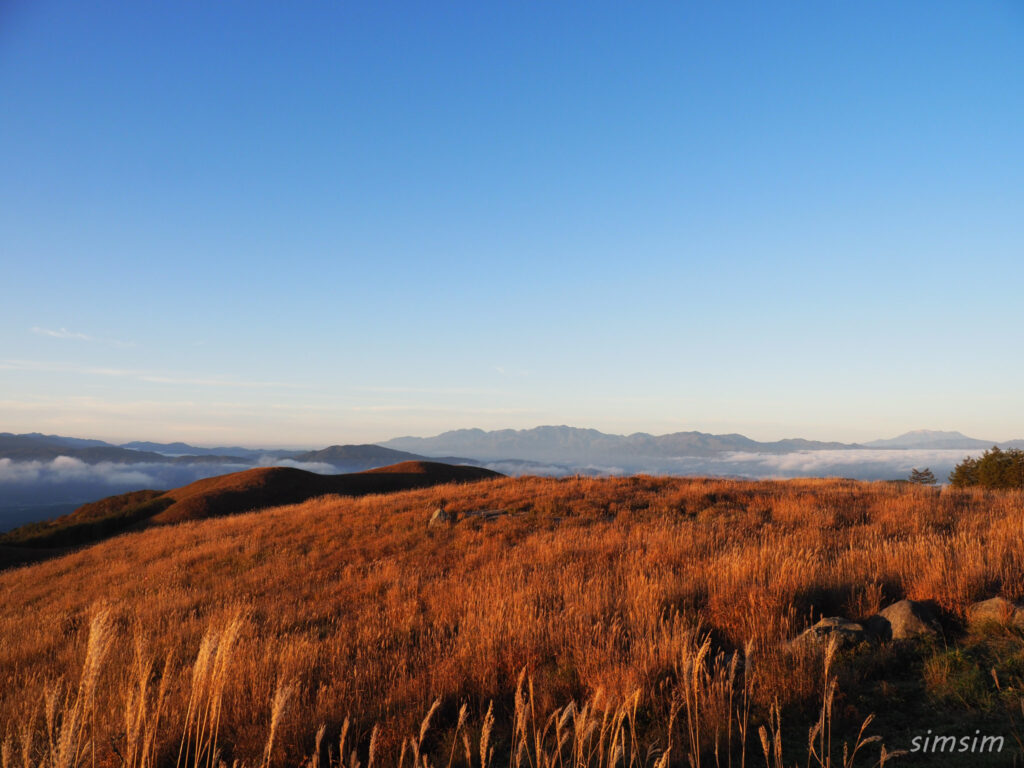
left=2, top=475, right=1024, bottom=766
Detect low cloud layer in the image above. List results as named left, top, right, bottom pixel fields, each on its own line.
left=0, top=456, right=344, bottom=489
left=0, top=449, right=979, bottom=491
left=0, top=456, right=249, bottom=488
left=257, top=457, right=338, bottom=474
left=0, top=457, right=163, bottom=486
left=0, top=458, right=253, bottom=530
left=484, top=449, right=979, bottom=482
left=718, top=448, right=977, bottom=480
left=0, top=456, right=344, bottom=531
left=0, top=449, right=982, bottom=532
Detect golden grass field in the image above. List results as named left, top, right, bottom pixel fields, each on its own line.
left=2, top=474, right=1024, bottom=767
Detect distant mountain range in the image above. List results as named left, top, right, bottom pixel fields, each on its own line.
left=2, top=426, right=1019, bottom=531
left=119, top=440, right=304, bottom=461
left=0, top=433, right=452, bottom=472
left=2, top=427, right=1017, bottom=470
left=381, top=426, right=860, bottom=462
left=381, top=426, right=1019, bottom=463
left=0, top=433, right=262, bottom=465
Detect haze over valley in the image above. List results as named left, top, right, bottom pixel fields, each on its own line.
left=0, top=426, right=1012, bottom=530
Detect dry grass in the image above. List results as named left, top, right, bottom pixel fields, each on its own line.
left=0, top=475, right=1022, bottom=766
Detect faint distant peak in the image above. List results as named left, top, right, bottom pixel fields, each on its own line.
left=864, top=430, right=993, bottom=449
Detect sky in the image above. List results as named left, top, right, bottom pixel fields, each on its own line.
left=1, top=1, right=1022, bottom=447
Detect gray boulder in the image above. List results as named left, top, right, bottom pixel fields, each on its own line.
left=866, top=599, right=938, bottom=640
left=790, top=617, right=866, bottom=650
left=428, top=507, right=456, bottom=526
left=967, top=597, right=1024, bottom=629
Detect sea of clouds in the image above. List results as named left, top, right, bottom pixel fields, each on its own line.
left=658, top=448, right=977, bottom=481
left=0, top=448, right=979, bottom=491
left=484, top=448, right=980, bottom=482
left=0, top=448, right=982, bottom=531
left=0, top=456, right=339, bottom=530
left=0, top=456, right=343, bottom=488
left=0, top=456, right=251, bottom=488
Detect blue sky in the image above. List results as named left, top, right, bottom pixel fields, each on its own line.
left=1, top=1, right=1022, bottom=446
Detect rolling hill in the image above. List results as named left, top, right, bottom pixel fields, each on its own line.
left=149, top=460, right=498, bottom=524
left=0, top=461, right=501, bottom=554
left=0, top=437, right=482, bottom=529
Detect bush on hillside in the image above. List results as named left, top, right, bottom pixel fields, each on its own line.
left=908, top=467, right=937, bottom=485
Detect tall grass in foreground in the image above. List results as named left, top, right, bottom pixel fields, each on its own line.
left=3, top=612, right=897, bottom=768
left=3, top=477, right=1024, bottom=764
left=3, top=610, right=114, bottom=768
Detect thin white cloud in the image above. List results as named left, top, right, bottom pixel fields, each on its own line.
left=0, top=359, right=304, bottom=389
left=0, top=396, right=200, bottom=414
left=351, top=385, right=510, bottom=396
left=32, top=326, right=135, bottom=348
left=32, top=327, right=90, bottom=341
left=349, top=404, right=534, bottom=415
left=491, top=365, right=532, bottom=377
left=136, top=374, right=302, bottom=389
left=257, top=457, right=337, bottom=473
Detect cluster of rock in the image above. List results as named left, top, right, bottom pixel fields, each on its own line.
left=790, top=600, right=938, bottom=649
left=790, top=596, right=1024, bottom=650
left=428, top=506, right=509, bottom=526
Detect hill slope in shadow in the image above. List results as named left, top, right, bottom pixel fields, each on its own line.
left=150, top=461, right=498, bottom=524
left=0, top=461, right=500, bottom=560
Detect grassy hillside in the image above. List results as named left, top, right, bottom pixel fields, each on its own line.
left=0, top=490, right=173, bottom=548
left=148, top=460, right=499, bottom=524
left=1, top=476, right=1023, bottom=766
left=0, top=461, right=499, bottom=553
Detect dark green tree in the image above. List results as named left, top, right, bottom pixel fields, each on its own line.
left=908, top=467, right=937, bottom=485
left=949, top=455, right=979, bottom=487
left=950, top=447, right=1024, bottom=488
left=977, top=446, right=1014, bottom=488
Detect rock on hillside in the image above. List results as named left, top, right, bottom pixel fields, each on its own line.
left=967, top=597, right=1024, bottom=628
left=790, top=617, right=867, bottom=649
left=865, top=600, right=939, bottom=640
left=788, top=599, right=942, bottom=650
